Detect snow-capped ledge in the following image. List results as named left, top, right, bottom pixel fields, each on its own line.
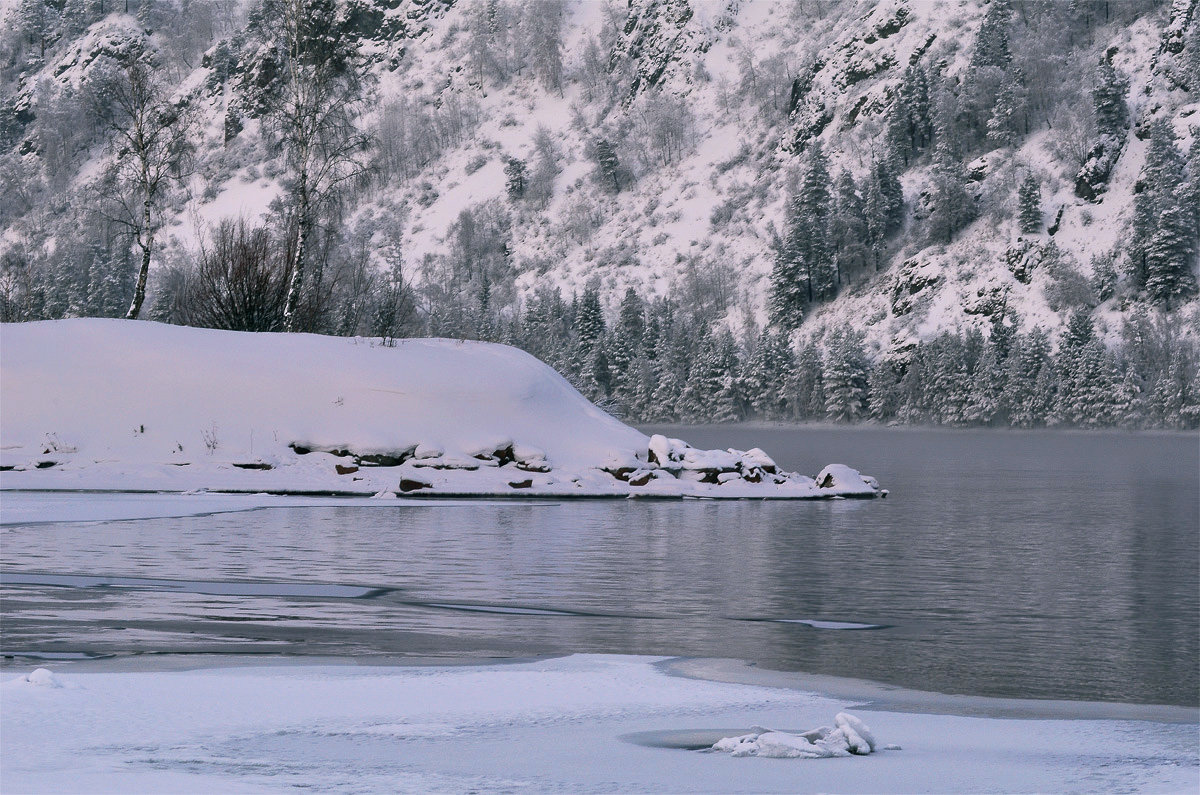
left=0, top=320, right=885, bottom=500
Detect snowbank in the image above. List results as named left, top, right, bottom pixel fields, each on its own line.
left=0, top=320, right=885, bottom=499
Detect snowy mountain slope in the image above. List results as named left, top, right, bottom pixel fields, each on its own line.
left=1, top=0, right=1197, bottom=420
left=0, top=319, right=884, bottom=497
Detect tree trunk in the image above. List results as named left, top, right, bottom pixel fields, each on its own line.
left=283, top=176, right=309, bottom=332
left=125, top=199, right=153, bottom=319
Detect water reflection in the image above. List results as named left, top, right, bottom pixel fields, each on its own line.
left=1, top=427, right=1196, bottom=706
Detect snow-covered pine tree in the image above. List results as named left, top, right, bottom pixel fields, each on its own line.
left=831, top=169, right=869, bottom=285
left=1017, top=173, right=1042, bottom=234
left=963, top=341, right=1005, bottom=425
left=575, top=285, right=606, bottom=354
left=925, top=144, right=975, bottom=245
left=791, top=342, right=824, bottom=419
left=1003, top=328, right=1054, bottom=427
left=768, top=222, right=805, bottom=330
left=863, top=156, right=904, bottom=270
left=822, top=328, right=869, bottom=422
left=923, top=332, right=974, bottom=425
left=19, top=0, right=52, bottom=59
left=1054, top=338, right=1120, bottom=427
left=889, top=63, right=932, bottom=166
left=711, top=329, right=744, bottom=423
left=986, top=67, right=1028, bottom=149
left=522, top=0, right=564, bottom=93
left=1092, top=57, right=1129, bottom=140
left=1145, top=192, right=1199, bottom=308
left=743, top=330, right=794, bottom=419
left=866, top=355, right=903, bottom=422
left=589, top=137, right=622, bottom=193
left=797, top=141, right=834, bottom=301
left=609, top=287, right=646, bottom=411
left=1128, top=119, right=1189, bottom=296
left=504, top=157, right=527, bottom=199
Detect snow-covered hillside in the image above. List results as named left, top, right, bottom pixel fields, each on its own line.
left=0, top=319, right=883, bottom=497
left=1, top=0, right=1198, bottom=427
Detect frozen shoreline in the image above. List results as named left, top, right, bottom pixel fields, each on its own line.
left=2, top=654, right=1196, bottom=793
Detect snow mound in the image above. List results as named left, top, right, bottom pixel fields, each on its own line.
left=0, top=320, right=884, bottom=499
left=711, top=713, right=880, bottom=759
left=17, top=669, right=62, bottom=689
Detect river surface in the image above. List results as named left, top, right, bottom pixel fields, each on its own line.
left=1, top=426, right=1196, bottom=707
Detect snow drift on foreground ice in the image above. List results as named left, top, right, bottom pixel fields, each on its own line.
left=0, top=319, right=884, bottom=498
left=711, top=713, right=880, bottom=758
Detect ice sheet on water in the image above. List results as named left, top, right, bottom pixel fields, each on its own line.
left=773, top=619, right=888, bottom=630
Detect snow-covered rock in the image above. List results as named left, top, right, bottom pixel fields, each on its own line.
left=0, top=320, right=885, bottom=500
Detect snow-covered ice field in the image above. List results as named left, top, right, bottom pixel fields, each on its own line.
left=2, top=654, right=1196, bottom=794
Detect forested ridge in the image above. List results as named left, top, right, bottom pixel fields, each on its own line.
left=2, top=0, right=1198, bottom=428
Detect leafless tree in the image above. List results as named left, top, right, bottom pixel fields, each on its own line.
left=182, top=218, right=291, bottom=331
left=263, top=0, right=371, bottom=332
left=93, top=54, right=194, bottom=320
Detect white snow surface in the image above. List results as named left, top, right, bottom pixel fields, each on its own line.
left=0, top=319, right=883, bottom=499
left=1, top=655, right=1195, bottom=794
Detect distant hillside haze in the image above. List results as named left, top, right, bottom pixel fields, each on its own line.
left=1, top=0, right=1197, bottom=428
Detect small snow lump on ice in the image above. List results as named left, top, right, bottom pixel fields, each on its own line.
left=21, top=668, right=62, bottom=688
left=710, top=713, right=880, bottom=759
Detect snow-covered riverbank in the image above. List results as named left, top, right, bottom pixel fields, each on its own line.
left=1, top=320, right=883, bottom=499
left=2, top=655, right=1195, bottom=794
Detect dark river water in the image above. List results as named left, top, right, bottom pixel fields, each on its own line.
left=1, top=426, right=1196, bottom=707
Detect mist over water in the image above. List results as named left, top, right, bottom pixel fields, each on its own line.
left=2, top=427, right=1196, bottom=706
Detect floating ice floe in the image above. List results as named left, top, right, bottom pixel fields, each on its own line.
left=711, top=713, right=879, bottom=759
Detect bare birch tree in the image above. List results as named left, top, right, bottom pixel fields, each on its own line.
left=263, top=0, right=370, bottom=332
left=94, top=55, right=193, bottom=320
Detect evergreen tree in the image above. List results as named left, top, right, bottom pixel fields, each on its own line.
left=791, top=343, right=825, bottom=419
left=19, top=0, right=52, bottom=59
left=822, top=329, right=869, bottom=422
left=575, top=285, right=606, bottom=353
left=863, top=156, right=904, bottom=270
left=796, top=142, right=834, bottom=300
left=986, top=67, right=1028, bottom=148
left=1092, top=57, right=1129, bottom=139
left=1184, top=138, right=1200, bottom=235
left=1017, top=173, right=1042, bottom=234
left=925, top=144, right=975, bottom=244
left=1127, top=120, right=1190, bottom=296
left=964, top=341, right=1005, bottom=425
left=831, top=169, right=869, bottom=284
left=504, top=157, right=526, bottom=200
left=1145, top=194, right=1199, bottom=308
left=770, top=144, right=835, bottom=324
left=768, top=225, right=804, bottom=330
left=896, top=351, right=928, bottom=423
left=1054, top=338, right=1119, bottom=427
left=1003, top=328, right=1053, bottom=427
left=743, top=330, right=794, bottom=418
left=924, top=332, right=975, bottom=425
left=867, top=356, right=903, bottom=422
left=610, top=287, right=646, bottom=410
left=590, top=137, right=622, bottom=193
left=887, top=64, right=932, bottom=165
left=970, top=0, right=1013, bottom=73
